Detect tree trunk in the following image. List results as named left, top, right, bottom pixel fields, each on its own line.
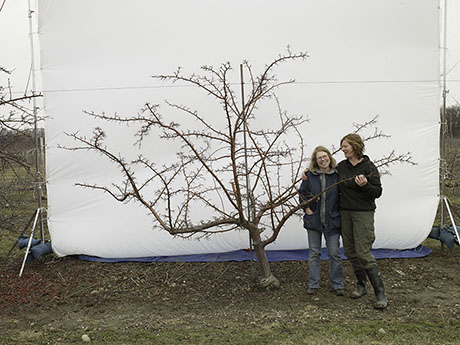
left=251, top=228, right=280, bottom=289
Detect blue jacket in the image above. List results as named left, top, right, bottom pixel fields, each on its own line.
left=298, top=169, right=341, bottom=234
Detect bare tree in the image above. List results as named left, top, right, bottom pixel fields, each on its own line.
left=444, top=105, right=460, bottom=180
left=0, top=66, right=41, bottom=236
left=66, top=51, right=415, bottom=288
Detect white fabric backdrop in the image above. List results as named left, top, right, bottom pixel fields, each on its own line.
left=38, top=0, right=440, bottom=257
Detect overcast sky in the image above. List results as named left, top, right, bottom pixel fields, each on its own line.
left=1, top=0, right=459, bottom=106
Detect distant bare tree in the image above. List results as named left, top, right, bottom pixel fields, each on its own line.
left=444, top=105, right=460, bottom=180
left=67, top=51, right=414, bottom=288
left=0, top=66, right=41, bottom=236
left=446, top=105, right=460, bottom=138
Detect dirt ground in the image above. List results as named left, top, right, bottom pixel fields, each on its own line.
left=1, top=238, right=460, bottom=344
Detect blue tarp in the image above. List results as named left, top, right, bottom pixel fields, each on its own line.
left=78, top=245, right=431, bottom=263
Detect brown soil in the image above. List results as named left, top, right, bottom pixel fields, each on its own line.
left=1, top=242, right=460, bottom=343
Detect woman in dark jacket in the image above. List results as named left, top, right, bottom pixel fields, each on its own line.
left=299, top=146, right=343, bottom=296
left=337, top=133, right=387, bottom=309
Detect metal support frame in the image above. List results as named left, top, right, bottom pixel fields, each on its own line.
left=16, top=1, right=48, bottom=277
left=439, top=0, right=448, bottom=231
left=19, top=207, right=45, bottom=277
left=240, top=64, right=256, bottom=275
left=28, top=0, right=46, bottom=244
left=443, top=196, right=460, bottom=246
left=437, top=1, right=459, bottom=252
left=436, top=0, right=460, bottom=251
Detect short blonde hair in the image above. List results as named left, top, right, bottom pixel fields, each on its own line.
left=340, top=133, right=365, bottom=159
left=308, top=146, right=336, bottom=171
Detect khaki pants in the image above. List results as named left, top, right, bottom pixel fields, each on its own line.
left=340, top=210, right=377, bottom=270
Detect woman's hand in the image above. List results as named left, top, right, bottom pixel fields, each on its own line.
left=301, top=169, right=309, bottom=181
left=305, top=207, right=313, bottom=215
left=355, top=174, right=368, bottom=187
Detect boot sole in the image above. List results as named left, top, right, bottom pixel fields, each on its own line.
left=374, top=300, right=388, bottom=309
left=350, top=291, right=367, bottom=299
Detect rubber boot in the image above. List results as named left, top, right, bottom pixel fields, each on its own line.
left=350, top=269, right=367, bottom=299
left=366, top=265, right=388, bottom=309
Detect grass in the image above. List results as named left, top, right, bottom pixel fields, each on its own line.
left=3, top=320, right=460, bottom=345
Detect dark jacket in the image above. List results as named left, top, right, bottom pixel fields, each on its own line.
left=336, top=155, right=382, bottom=211
left=298, top=169, right=341, bottom=234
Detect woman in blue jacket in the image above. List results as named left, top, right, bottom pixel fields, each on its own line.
left=299, top=146, right=343, bottom=296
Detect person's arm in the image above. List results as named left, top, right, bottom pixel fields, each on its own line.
left=354, top=164, right=382, bottom=198
left=301, top=168, right=309, bottom=181
left=298, top=179, right=309, bottom=205
left=299, top=175, right=316, bottom=213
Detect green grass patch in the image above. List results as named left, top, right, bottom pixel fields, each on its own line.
left=3, top=320, right=460, bottom=345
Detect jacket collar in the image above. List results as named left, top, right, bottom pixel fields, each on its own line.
left=311, top=167, right=337, bottom=175
left=345, top=155, right=370, bottom=168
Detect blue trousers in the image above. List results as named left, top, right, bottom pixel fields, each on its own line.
left=307, top=230, right=343, bottom=290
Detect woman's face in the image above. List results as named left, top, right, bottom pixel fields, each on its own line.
left=341, top=140, right=355, bottom=159
left=316, top=151, right=331, bottom=170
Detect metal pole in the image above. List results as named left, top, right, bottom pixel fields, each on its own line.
left=240, top=64, right=255, bottom=274
left=443, top=197, right=460, bottom=246
left=28, top=0, right=45, bottom=243
left=440, top=0, right=448, bottom=230
left=19, top=208, right=41, bottom=277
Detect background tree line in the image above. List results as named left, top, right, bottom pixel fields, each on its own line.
left=0, top=66, right=43, bottom=238
left=446, top=105, right=460, bottom=137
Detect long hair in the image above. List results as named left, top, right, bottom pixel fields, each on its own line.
left=340, top=133, right=365, bottom=159
left=308, top=146, right=336, bottom=171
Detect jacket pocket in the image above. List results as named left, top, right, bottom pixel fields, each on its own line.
left=303, top=214, right=314, bottom=229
